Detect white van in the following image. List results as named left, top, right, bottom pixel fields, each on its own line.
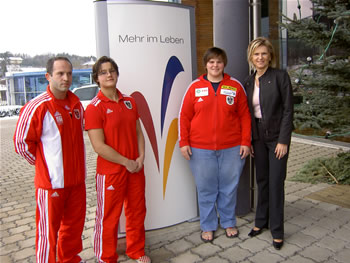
left=72, top=84, right=99, bottom=109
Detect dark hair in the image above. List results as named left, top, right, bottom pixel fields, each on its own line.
left=46, top=57, right=72, bottom=75
left=203, top=47, right=228, bottom=68
left=92, top=56, right=119, bottom=84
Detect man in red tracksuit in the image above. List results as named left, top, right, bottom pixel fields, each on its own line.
left=13, top=57, right=86, bottom=263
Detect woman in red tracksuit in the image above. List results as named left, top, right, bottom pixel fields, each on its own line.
left=179, top=47, right=251, bottom=242
left=84, top=56, right=151, bottom=263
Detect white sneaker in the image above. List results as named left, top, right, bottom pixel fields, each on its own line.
left=136, top=255, right=151, bottom=263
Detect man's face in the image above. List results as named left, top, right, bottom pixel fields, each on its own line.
left=46, top=60, right=72, bottom=98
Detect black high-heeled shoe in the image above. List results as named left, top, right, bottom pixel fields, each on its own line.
left=272, top=240, right=284, bottom=250
left=248, top=227, right=263, bottom=237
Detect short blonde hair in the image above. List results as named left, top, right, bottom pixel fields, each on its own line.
left=247, top=37, right=276, bottom=71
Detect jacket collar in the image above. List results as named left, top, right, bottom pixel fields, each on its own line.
left=97, top=88, right=125, bottom=102
left=46, top=85, right=81, bottom=108
left=254, top=67, right=272, bottom=80
left=199, top=73, right=231, bottom=83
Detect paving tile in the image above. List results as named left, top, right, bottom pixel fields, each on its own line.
left=313, top=202, right=341, bottom=213
left=299, top=245, right=333, bottom=262
left=288, top=199, right=316, bottom=212
left=284, top=204, right=304, bottom=220
left=218, top=245, right=251, bottom=262
left=283, top=254, right=320, bottom=263
left=7, top=207, right=26, bottom=216
left=2, top=214, right=21, bottom=223
left=202, top=255, right=230, bottom=263
left=12, top=247, right=36, bottom=261
left=333, top=249, right=350, bottom=263
left=0, top=243, right=20, bottom=256
left=248, top=250, right=285, bottom=263
left=331, top=226, right=350, bottom=242
left=286, top=232, right=317, bottom=248
left=301, top=224, right=330, bottom=239
left=148, top=247, right=174, bottom=263
left=164, top=239, right=193, bottom=254
left=191, top=242, right=223, bottom=258
left=9, top=225, right=31, bottom=235
left=300, top=206, right=329, bottom=220
left=184, top=230, right=206, bottom=247
left=1, top=233, right=25, bottom=244
left=328, top=209, right=350, bottom=224
left=212, top=234, right=241, bottom=249
left=235, top=225, right=255, bottom=240
left=15, top=217, right=34, bottom=226
left=287, top=214, right=316, bottom=229
left=24, top=229, right=36, bottom=238
left=285, top=194, right=301, bottom=203
left=284, top=222, right=303, bottom=238
left=0, top=255, right=12, bottom=263
left=169, top=251, right=202, bottom=263
left=316, top=235, right=347, bottom=252
left=238, top=237, right=270, bottom=253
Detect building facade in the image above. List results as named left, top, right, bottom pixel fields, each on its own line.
left=5, top=69, right=92, bottom=106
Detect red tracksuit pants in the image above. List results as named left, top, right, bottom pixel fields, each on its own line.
left=35, top=183, right=86, bottom=263
left=94, top=170, right=146, bottom=263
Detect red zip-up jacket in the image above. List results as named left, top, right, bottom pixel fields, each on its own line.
left=13, top=86, right=86, bottom=189
left=179, top=73, right=251, bottom=150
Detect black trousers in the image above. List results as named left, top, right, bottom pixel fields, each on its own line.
left=253, top=120, right=289, bottom=239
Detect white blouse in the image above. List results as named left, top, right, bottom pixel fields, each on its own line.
left=252, top=82, right=262, bottom=118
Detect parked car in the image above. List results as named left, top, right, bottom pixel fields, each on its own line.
left=0, top=105, right=22, bottom=118
left=72, top=84, right=99, bottom=109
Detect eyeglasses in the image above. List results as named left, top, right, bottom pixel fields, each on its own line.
left=98, top=69, right=117, bottom=76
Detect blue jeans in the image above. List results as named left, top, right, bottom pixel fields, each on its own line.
left=189, top=146, right=246, bottom=231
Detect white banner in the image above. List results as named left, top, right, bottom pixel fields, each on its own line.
left=95, top=0, right=197, bottom=231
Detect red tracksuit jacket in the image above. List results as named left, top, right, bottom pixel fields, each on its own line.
left=13, top=86, right=86, bottom=189
left=179, top=73, right=251, bottom=150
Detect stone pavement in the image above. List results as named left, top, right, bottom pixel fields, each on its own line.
left=1, top=117, right=350, bottom=263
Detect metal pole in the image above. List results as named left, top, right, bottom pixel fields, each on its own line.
left=249, top=0, right=261, bottom=209
left=252, top=0, right=261, bottom=40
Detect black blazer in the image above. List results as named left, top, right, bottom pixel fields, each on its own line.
left=244, top=67, right=294, bottom=144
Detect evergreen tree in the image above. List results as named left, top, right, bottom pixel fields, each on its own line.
left=280, top=0, right=350, bottom=139
left=0, top=52, right=13, bottom=78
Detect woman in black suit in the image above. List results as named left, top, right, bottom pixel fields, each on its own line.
left=244, top=37, right=294, bottom=250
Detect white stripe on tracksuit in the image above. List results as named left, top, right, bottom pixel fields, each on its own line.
left=94, top=174, right=106, bottom=262
left=14, top=93, right=51, bottom=164
left=37, top=189, right=50, bottom=263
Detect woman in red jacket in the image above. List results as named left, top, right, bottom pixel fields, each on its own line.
left=179, top=47, right=251, bottom=242
left=85, top=56, right=150, bottom=263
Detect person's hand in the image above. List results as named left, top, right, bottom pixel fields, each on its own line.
left=180, top=146, right=192, bottom=160
left=240, top=145, right=251, bottom=159
left=275, top=143, right=288, bottom=160
left=125, top=159, right=138, bottom=173
left=134, top=156, right=144, bottom=173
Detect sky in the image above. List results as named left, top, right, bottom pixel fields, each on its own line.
left=0, top=0, right=96, bottom=57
